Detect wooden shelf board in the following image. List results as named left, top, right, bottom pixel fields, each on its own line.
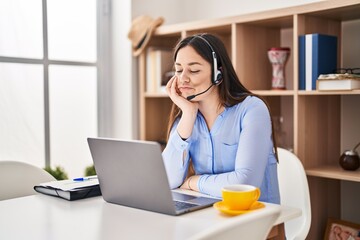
left=145, top=92, right=168, bottom=98
left=298, top=90, right=360, bottom=95
left=306, top=165, right=360, bottom=182
left=253, top=90, right=295, bottom=96
left=306, top=3, right=360, bottom=21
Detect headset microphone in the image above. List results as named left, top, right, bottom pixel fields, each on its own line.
left=186, top=83, right=214, bottom=101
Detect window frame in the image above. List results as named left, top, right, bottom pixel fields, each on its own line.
left=0, top=0, right=111, bottom=167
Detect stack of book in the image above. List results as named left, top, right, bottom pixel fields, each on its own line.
left=146, top=47, right=174, bottom=93
left=299, top=33, right=337, bottom=90
left=316, top=73, right=360, bottom=91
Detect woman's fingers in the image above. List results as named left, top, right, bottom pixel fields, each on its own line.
left=166, top=76, right=174, bottom=94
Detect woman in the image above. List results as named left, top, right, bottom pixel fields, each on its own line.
left=162, top=33, right=280, bottom=204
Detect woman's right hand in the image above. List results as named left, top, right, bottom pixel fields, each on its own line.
left=166, top=75, right=199, bottom=114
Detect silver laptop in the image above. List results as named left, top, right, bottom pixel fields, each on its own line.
left=87, top=137, right=219, bottom=216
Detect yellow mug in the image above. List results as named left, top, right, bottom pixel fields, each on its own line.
left=222, top=184, right=261, bottom=210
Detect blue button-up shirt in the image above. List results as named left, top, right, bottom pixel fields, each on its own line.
left=162, top=96, right=280, bottom=204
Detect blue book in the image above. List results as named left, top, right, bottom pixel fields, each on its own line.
left=299, top=34, right=337, bottom=90
left=298, top=36, right=306, bottom=90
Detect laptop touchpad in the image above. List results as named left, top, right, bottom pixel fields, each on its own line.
left=171, top=192, right=196, bottom=201
left=186, top=197, right=219, bottom=205
left=172, top=192, right=219, bottom=205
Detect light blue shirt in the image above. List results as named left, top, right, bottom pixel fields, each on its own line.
left=162, top=96, right=280, bottom=204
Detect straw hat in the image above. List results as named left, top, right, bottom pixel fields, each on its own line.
left=128, top=15, right=164, bottom=57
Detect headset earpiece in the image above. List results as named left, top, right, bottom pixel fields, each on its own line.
left=214, top=69, right=223, bottom=85
left=197, top=35, right=223, bottom=85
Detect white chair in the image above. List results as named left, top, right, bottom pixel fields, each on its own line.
left=0, top=160, right=56, bottom=201
left=277, top=148, right=311, bottom=240
left=188, top=206, right=281, bottom=240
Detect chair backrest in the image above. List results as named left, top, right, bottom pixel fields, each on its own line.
left=188, top=206, right=281, bottom=240
left=0, top=160, right=56, bottom=201
left=277, top=148, right=311, bottom=240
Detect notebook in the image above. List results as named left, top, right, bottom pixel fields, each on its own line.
left=87, top=137, right=220, bottom=215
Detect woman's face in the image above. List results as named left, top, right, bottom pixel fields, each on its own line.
left=174, top=46, right=213, bottom=100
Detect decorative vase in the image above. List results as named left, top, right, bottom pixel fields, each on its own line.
left=267, top=47, right=291, bottom=90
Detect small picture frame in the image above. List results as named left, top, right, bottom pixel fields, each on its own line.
left=324, top=218, right=360, bottom=240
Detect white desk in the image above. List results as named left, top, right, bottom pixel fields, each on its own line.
left=0, top=194, right=301, bottom=240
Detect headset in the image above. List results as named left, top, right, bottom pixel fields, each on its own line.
left=186, top=35, right=223, bottom=101
left=196, top=35, right=223, bottom=85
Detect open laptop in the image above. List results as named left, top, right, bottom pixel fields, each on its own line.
left=87, top=137, right=220, bottom=216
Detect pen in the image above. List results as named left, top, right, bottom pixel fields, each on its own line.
left=73, top=176, right=97, bottom=181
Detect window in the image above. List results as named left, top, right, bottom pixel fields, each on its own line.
left=0, top=0, right=107, bottom=177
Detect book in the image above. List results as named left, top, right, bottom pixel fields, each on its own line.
left=146, top=48, right=173, bottom=93
left=298, top=35, right=306, bottom=90
left=316, top=73, right=360, bottom=91
left=34, top=176, right=101, bottom=201
left=298, top=34, right=337, bottom=90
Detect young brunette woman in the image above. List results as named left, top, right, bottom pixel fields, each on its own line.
left=162, top=33, right=280, bottom=204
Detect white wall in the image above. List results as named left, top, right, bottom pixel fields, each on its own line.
left=131, top=0, right=182, bottom=25
left=110, top=0, right=136, bottom=139
left=132, top=0, right=322, bottom=25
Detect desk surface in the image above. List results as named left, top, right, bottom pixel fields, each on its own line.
left=0, top=193, right=301, bottom=240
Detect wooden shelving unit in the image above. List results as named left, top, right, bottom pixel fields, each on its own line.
left=137, top=1, right=360, bottom=239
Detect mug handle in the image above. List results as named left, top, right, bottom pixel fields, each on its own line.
left=254, top=188, right=261, bottom=201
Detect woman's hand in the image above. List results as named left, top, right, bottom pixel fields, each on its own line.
left=180, top=175, right=200, bottom=191
left=166, top=75, right=198, bottom=113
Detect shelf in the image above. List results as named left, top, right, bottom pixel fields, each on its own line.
left=252, top=90, right=295, bottom=96
left=306, top=165, right=360, bottom=182
left=306, top=3, right=360, bottom=21
left=298, top=90, right=360, bottom=95
left=145, top=92, right=168, bottom=98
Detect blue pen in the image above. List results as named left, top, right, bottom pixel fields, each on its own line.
left=73, top=176, right=97, bottom=181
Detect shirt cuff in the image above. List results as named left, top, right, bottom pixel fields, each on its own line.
left=198, top=175, right=208, bottom=192
left=169, top=130, right=189, bottom=151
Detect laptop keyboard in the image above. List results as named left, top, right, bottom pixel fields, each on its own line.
left=174, top=200, right=198, bottom=211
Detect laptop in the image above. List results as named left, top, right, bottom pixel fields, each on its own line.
left=87, top=137, right=220, bottom=216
